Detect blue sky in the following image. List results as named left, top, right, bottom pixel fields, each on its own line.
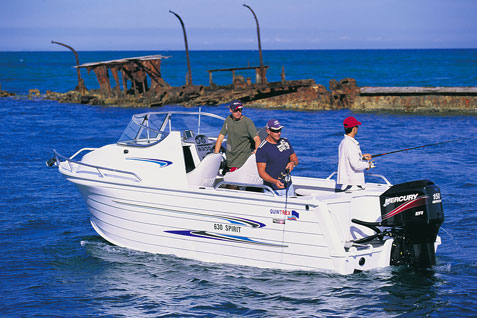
left=1, top=0, right=476, bottom=51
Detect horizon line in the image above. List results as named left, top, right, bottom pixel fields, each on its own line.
left=1, top=47, right=477, bottom=53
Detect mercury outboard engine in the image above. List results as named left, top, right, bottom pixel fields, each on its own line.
left=380, top=179, right=444, bottom=268
left=352, top=179, right=444, bottom=269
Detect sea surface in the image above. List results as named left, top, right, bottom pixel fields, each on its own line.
left=0, top=50, right=476, bottom=317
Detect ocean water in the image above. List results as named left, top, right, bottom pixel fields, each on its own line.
left=0, top=50, right=476, bottom=317
left=1, top=49, right=477, bottom=94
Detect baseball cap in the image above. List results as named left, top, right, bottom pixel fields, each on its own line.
left=229, top=100, right=243, bottom=111
left=267, top=119, right=284, bottom=130
left=343, top=116, right=362, bottom=128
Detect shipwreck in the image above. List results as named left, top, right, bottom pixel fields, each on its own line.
left=41, top=6, right=476, bottom=113
left=45, top=6, right=357, bottom=110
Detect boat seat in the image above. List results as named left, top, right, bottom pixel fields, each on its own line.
left=223, top=154, right=263, bottom=185
left=187, top=153, right=222, bottom=187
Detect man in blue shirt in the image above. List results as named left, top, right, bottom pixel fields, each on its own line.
left=256, top=119, right=299, bottom=196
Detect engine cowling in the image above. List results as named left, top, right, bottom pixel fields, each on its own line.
left=379, top=179, right=444, bottom=268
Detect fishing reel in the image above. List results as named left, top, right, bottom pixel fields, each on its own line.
left=279, top=168, right=292, bottom=186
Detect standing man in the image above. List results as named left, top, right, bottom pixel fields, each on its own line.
left=337, top=116, right=374, bottom=191
left=214, top=100, right=261, bottom=172
left=256, top=119, right=299, bottom=196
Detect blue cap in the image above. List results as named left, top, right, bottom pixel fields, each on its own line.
left=229, top=100, right=243, bottom=111
left=267, top=119, right=284, bottom=130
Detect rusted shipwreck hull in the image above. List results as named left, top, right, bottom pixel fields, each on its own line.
left=42, top=53, right=477, bottom=113
left=44, top=53, right=358, bottom=110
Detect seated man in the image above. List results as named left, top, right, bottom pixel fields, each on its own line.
left=256, top=119, right=298, bottom=196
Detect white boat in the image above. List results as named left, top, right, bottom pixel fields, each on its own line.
left=49, top=109, right=444, bottom=275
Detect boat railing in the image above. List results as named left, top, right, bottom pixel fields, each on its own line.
left=326, top=171, right=392, bottom=186
left=365, top=173, right=392, bottom=186
left=69, top=148, right=97, bottom=160
left=53, top=149, right=142, bottom=182
left=214, top=181, right=277, bottom=196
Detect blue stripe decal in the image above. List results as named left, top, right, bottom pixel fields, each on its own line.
left=126, top=157, right=173, bottom=167
left=165, top=230, right=284, bottom=247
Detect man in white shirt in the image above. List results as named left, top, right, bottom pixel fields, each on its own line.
left=337, top=116, right=373, bottom=191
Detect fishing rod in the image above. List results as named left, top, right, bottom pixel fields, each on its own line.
left=280, top=168, right=291, bottom=261
left=369, top=137, right=474, bottom=158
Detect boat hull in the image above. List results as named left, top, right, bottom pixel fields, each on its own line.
left=69, top=175, right=394, bottom=275
left=50, top=110, right=443, bottom=274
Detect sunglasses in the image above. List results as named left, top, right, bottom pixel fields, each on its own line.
left=233, top=108, right=242, bottom=112
left=269, top=128, right=282, bottom=133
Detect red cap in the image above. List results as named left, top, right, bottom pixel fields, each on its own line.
left=343, top=116, right=362, bottom=128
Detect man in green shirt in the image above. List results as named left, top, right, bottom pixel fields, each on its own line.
left=214, top=100, right=261, bottom=171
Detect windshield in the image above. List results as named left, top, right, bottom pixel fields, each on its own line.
left=117, top=110, right=225, bottom=146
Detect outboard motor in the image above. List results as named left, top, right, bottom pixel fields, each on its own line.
left=380, top=179, right=444, bottom=268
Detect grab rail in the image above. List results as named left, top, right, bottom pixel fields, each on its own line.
left=326, top=171, right=392, bottom=186
left=70, top=148, right=97, bottom=160
left=365, top=173, right=392, bottom=186
left=214, top=181, right=277, bottom=196
left=53, top=149, right=142, bottom=182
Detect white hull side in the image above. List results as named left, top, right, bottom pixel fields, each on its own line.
left=52, top=111, right=443, bottom=274
left=69, top=176, right=393, bottom=275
